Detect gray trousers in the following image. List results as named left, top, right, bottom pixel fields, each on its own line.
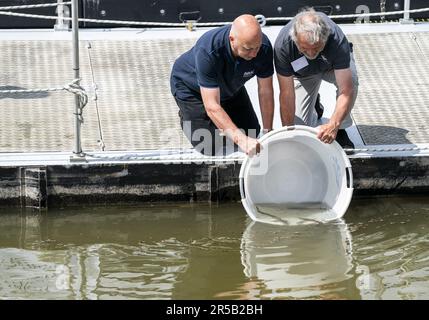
left=294, top=53, right=359, bottom=129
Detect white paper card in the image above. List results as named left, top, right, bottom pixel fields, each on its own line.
left=291, top=56, right=309, bottom=72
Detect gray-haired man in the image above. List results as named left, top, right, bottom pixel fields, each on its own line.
left=274, top=8, right=358, bottom=148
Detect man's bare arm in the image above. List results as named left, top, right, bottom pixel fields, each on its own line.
left=317, top=68, right=354, bottom=143
left=200, top=87, right=260, bottom=155
left=277, top=74, right=296, bottom=126
left=257, top=76, right=274, bottom=132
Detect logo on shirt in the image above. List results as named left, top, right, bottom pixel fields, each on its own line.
left=243, top=70, right=255, bottom=78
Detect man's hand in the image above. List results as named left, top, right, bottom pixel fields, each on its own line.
left=237, top=136, right=261, bottom=156
left=317, top=122, right=339, bottom=144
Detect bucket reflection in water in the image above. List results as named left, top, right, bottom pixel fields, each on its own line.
left=240, top=220, right=355, bottom=299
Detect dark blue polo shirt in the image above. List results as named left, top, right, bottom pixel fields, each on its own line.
left=274, top=12, right=351, bottom=78
left=170, top=25, right=274, bottom=102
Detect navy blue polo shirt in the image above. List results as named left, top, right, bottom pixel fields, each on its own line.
left=274, top=12, right=351, bottom=78
left=170, top=25, right=274, bottom=102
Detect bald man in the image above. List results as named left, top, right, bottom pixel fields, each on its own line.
left=170, top=15, right=274, bottom=156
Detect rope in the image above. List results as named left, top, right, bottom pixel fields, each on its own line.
left=344, top=145, right=429, bottom=153
left=1, top=7, right=428, bottom=27
left=0, top=79, right=88, bottom=124
left=83, top=150, right=244, bottom=162
left=86, top=42, right=105, bottom=151
left=0, top=2, right=71, bottom=10
left=81, top=144, right=429, bottom=162
left=410, top=32, right=429, bottom=64
left=64, top=79, right=88, bottom=124
left=0, top=10, right=194, bottom=26
left=266, top=7, right=429, bottom=23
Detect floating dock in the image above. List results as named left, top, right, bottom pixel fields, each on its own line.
left=1, top=22, right=429, bottom=208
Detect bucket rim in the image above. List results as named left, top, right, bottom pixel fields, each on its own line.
left=259, top=125, right=319, bottom=144
left=239, top=125, right=351, bottom=178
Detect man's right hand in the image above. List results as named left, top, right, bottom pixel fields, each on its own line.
left=237, top=136, right=261, bottom=156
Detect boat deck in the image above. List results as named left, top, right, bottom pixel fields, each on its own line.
left=1, top=23, right=429, bottom=154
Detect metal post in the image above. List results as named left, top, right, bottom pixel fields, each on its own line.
left=72, top=0, right=83, bottom=157
left=400, top=0, right=414, bottom=24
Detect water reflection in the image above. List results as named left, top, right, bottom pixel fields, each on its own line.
left=0, top=197, right=427, bottom=300
left=346, top=197, right=429, bottom=300
left=240, top=220, right=356, bottom=299
left=0, top=205, right=246, bottom=300
left=0, top=207, right=207, bottom=299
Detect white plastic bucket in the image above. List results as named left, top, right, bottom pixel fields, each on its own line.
left=239, top=125, right=353, bottom=225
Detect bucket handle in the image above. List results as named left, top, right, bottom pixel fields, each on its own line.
left=239, top=177, right=246, bottom=200
left=346, top=166, right=353, bottom=189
